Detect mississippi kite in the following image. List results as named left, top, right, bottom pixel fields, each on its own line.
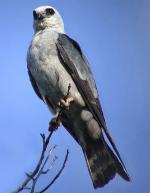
left=27, top=6, right=130, bottom=188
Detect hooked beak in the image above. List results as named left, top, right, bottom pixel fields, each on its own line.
left=33, top=10, right=44, bottom=20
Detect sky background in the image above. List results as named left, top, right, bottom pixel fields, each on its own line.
left=0, top=0, right=150, bottom=193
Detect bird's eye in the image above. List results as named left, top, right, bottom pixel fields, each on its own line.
left=46, top=8, right=55, bottom=16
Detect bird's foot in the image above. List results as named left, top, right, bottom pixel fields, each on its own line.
left=58, top=96, right=75, bottom=110
left=57, top=83, right=74, bottom=110
left=49, top=113, right=61, bottom=132
left=48, top=84, right=74, bottom=132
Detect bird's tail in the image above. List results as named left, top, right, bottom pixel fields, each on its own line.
left=83, top=136, right=130, bottom=188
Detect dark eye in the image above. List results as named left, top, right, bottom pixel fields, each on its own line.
left=46, top=8, right=55, bottom=15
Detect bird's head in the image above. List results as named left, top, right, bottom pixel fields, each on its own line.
left=33, top=6, right=64, bottom=33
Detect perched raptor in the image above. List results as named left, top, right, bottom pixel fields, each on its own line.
left=27, top=5, right=130, bottom=188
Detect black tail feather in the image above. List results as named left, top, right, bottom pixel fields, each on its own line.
left=83, top=136, right=130, bottom=188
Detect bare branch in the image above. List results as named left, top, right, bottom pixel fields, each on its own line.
left=38, top=149, right=69, bottom=193
left=29, top=146, right=58, bottom=193
left=12, top=131, right=53, bottom=193
left=13, top=84, right=71, bottom=193
left=42, top=155, right=58, bottom=175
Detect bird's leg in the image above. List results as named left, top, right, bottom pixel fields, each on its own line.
left=49, top=83, right=74, bottom=132
left=58, top=83, right=75, bottom=110
left=58, top=96, right=75, bottom=110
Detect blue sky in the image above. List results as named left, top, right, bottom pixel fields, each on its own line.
left=0, top=0, right=150, bottom=193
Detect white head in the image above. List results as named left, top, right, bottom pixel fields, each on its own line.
left=33, top=6, right=64, bottom=33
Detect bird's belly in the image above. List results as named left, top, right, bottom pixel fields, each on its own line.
left=29, top=50, right=85, bottom=112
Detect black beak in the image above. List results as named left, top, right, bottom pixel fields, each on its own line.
left=33, top=10, right=44, bottom=20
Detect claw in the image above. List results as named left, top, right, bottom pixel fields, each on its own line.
left=58, top=96, right=75, bottom=109
left=48, top=84, right=74, bottom=132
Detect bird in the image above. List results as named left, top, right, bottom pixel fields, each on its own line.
left=27, top=5, right=130, bottom=188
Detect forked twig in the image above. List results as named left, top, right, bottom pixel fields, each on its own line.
left=13, top=131, right=53, bottom=193
left=38, top=150, right=69, bottom=193
left=13, top=84, right=71, bottom=193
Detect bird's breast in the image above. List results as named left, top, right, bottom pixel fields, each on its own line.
left=27, top=30, right=85, bottom=110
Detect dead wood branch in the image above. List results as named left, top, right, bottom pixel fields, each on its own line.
left=13, top=84, right=72, bottom=193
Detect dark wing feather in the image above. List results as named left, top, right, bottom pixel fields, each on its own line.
left=27, top=67, right=55, bottom=111
left=56, top=33, right=127, bottom=170
left=27, top=68, right=43, bottom=100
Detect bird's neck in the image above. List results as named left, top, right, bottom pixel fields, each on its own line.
left=34, top=20, right=64, bottom=34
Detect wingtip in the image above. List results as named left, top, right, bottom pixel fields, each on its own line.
left=124, top=172, right=131, bottom=182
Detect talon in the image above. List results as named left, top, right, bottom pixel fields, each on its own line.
left=59, top=96, right=75, bottom=109
left=67, top=96, right=75, bottom=103
left=49, top=85, right=74, bottom=131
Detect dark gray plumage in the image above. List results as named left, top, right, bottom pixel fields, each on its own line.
left=27, top=5, right=130, bottom=188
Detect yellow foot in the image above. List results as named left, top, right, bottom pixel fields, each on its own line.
left=58, top=96, right=75, bottom=109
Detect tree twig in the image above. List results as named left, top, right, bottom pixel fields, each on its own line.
left=29, top=145, right=57, bottom=193
left=12, top=131, right=53, bottom=193
left=37, top=149, right=69, bottom=193
left=41, top=155, right=58, bottom=175
left=13, top=84, right=72, bottom=193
